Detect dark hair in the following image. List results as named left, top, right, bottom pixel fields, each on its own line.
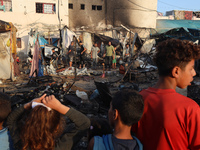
left=21, top=106, right=65, bottom=150
left=112, top=89, right=144, bottom=126
left=88, top=118, right=112, bottom=141
left=155, top=38, right=200, bottom=76
left=0, top=92, right=11, bottom=123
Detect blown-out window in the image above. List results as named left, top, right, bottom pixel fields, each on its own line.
left=92, top=5, right=96, bottom=10
left=80, top=4, right=85, bottom=10
left=97, top=5, right=102, bottom=11
left=69, top=3, right=73, bottom=9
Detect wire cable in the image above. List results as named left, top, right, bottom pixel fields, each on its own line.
left=158, top=0, right=200, bottom=11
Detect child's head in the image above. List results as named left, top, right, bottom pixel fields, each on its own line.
left=109, top=89, right=144, bottom=127
left=51, top=48, right=55, bottom=52
left=0, top=92, right=11, bottom=124
left=21, top=106, right=64, bottom=150
left=154, top=38, right=200, bottom=77
left=126, top=44, right=129, bottom=48
left=88, top=118, right=112, bottom=141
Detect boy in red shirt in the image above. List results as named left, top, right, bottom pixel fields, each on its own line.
left=132, top=38, right=200, bottom=150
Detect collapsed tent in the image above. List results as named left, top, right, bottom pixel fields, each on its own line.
left=152, top=27, right=200, bottom=43
left=94, top=33, right=120, bottom=47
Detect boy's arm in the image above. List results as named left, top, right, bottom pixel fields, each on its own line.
left=87, top=137, right=94, bottom=150
left=81, top=47, right=87, bottom=54
left=55, top=108, right=90, bottom=150
left=91, top=48, right=93, bottom=58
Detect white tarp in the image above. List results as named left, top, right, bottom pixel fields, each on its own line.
left=44, top=46, right=58, bottom=58
left=140, top=39, right=156, bottom=53
left=45, top=65, right=91, bottom=76
left=83, top=32, right=93, bottom=53
left=0, top=32, right=13, bottom=79
left=62, top=27, right=76, bottom=49
left=59, top=67, right=90, bottom=76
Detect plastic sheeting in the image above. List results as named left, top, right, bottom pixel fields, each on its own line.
left=0, top=54, right=12, bottom=79
left=140, top=39, right=156, bottom=53
left=76, top=90, right=88, bottom=100
left=58, top=67, right=90, bottom=76
left=83, top=32, right=93, bottom=53
left=0, top=32, right=13, bottom=79
left=45, top=64, right=56, bottom=75
left=156, top=20, right=200, bottom=34
left=61, top=27, right=76, bottom=49
left=29, top=40, right=40, bottom=77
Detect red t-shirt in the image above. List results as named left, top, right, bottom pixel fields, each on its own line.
left=132, top=88, right=200, bottom=150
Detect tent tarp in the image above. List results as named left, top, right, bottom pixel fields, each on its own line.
left=0, top=32, right=12, bottom=79
left=152, top=27, right=200, bottom=42
left=0, top=20, right=11, bottom=33
left=156, top=19, right=200, bottom=34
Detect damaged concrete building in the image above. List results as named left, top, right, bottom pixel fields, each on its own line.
left=68, top=0, right=105, bottom=29
left=0, top=0, right=157, bottom=55
left=0, top=0, right=69, bottom=53
left=68, top=0, right=157, bottom=38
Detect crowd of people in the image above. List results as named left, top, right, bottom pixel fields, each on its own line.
left=50, top=40, right=120, bottom=71
left=1, top=38, right=200, bottom=150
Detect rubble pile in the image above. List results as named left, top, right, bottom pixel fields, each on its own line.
left=187, top=78, right=200, bottom=105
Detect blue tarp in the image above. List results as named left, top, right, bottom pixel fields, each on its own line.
left=156, top=19, right=200, bottom=34
left=38, top=36, right=48, bottom=48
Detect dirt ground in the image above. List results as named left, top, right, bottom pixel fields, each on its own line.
left=0, top=68, right=189, bottom=96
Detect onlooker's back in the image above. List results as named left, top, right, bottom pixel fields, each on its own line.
left=132, top=38, right=200, bottom=150
left=135, top=88, right=200, bottom=150
left=88, top=89, right=144, bottom=150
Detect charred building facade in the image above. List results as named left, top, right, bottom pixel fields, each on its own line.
left=68, top=0, right=157, bottom=30
left=68, top=0, right=106, bottom=29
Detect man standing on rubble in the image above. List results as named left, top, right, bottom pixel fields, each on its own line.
left=132, top=38, right=200, bottom=150
left=125, top=44, right=130, bottom=62
left=91, top=43, right=100, bottom=69
left=79, top=41, right=87, bottom=69
left=51, top=48, right=58, bottom=69
left=68, top=41, right=75, bottom=68
left=104, top=41, right=114, bottom=71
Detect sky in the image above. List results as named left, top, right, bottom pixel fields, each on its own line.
left=157, top=0, right=200, bottom=15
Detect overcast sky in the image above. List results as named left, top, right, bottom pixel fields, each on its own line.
left=157, top=0, right=200, bottom=15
